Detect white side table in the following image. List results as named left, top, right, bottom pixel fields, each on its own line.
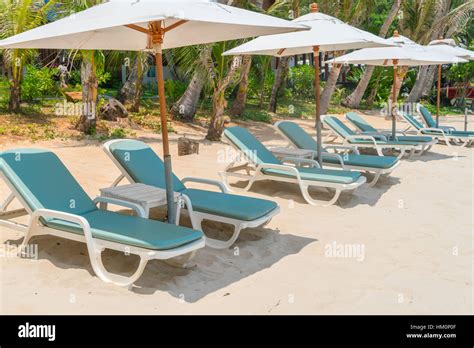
left=269, top=147, right=314, bottom=160
left=99, top=183, right=181, bottom=219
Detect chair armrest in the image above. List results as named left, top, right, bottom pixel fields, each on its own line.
left=31, top=209, right=94, bottom=249
left=345, top=135, right=382, bottom=146
left=94, top=197, right=147, bottom=218
left=181, top=177, right=228, bottom=193
left=323, top=144, right=360, bottom=154
left=321, top=153, right=347, bottom=170
left=281, top=157, right=321, bottom=169
left=256, top=163, right=301, bottom=178
left=419, top=128, right=446, bottom=136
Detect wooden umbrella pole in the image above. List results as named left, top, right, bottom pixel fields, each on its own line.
left=151, top=21, right=176, bottom=224
left=313, top=45, right=322, bottom=166
left=437, top=64, right=441, bottom=128
left=392, top=59, right=398, bottom=139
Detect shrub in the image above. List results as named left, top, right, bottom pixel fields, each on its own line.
left=288, top=65, right=315, bottom=100
left=21, top=65, right=60, bottom=101
left=238, top=110, right=273, bottom=123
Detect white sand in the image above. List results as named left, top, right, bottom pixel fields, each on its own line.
left=0, top=115, right=472, bottom=314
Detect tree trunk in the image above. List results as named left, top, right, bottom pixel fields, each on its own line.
left=342, top=0, right=401, bottom=108
left=76, top=52, right=98, bottom=135
left=230, top=55, right=252, bottom=116
left=206, top=56, right=245, bottom=141
left=117, top=59, right=138, bottom=104
left=366, top=68, right=382, bottom=107
left=392, top=66, right=409, bottom=105
left=8, top=72, right=21, bottom=113
left=171, top=71, right=206, bottom=121
left=130, top=54, right=145, bottom=113
left=268, top=56, right=289, bottom=113
left=117, top=54, right=146, bottom=112
left=320, top=62, right=343, bottom=115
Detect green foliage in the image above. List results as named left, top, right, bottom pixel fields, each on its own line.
left=68, top=67, right=111, bottom=89
left=21, top=65, right=60, bottom=101
left=109, top=127, right=127, bottom=139
left=237, top=110, right=273, bottom=123
left=288, top=65, right=315, bottom=100
left=448, top=61, right=474, bottom=84
left=164, top=80, right=187, bottom=103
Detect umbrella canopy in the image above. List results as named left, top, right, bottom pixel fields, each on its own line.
left=0, top=0, right=308, bottom=51
left=327, top=32, right=466, bottom=138
left=426, top=38, right=473, bottom=127
left=223, top=3, right=393, bottom=167
left=223, top=4, right=392, bottom=57
left=428, top=39, right=474, bottom=60
left=0, top=0, right=308, bottom=224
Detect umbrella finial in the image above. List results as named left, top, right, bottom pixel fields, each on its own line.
left=310, top=3, right=318, bottom=13
left=393, top=30, right=399, bottom=37
left=438, top=35, right=444, bottom=40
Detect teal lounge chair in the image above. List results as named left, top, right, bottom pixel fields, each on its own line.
left=274, top=121, right=400, bottom=186
left=345, top=112, right=437, bottom=154
left=0, top=149, right=205, bottom=287
left=103, top=140, right=280, bottom=249
left=401, top=110, right=474, bottom=148
left=221, top=126, right=366, bottom=207
left=322, top=115, right=424, bottom=159
left=417, top=104, right=474, bottom=145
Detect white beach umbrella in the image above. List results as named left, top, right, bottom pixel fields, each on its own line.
left=223, top=3, right=393, bottom=167
left=328, top=31, right=466, bottom=138
left=0, top=0, right=308, bottom=223
left=428, top=38, right=474, bottom=127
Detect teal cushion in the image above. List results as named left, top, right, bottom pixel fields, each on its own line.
left=447, top=130, right=474, bottom=137
left=277, top=122, right=319, bottom=151
left=346, top=112, right=377, bottom=133
left=263, top=167, right=361, bottom=185
left=223, top=127, right=280, bottom=165
left=323, top=116, right=356, bottom=138
left=0, top=149, right=97, bottom=215
left=419, top=105, right=437, bottom=128
left=47, top=210, right=203, bottom=251
left=181, top=188, right=278, bottom=222
left=402, top=113, right=425, bottom=130
left=109, top=140, right=186, bottom=192
left=324, top=154, right=397, bottom=169
left=349, top=138, right=420, bottom=146
left=394, top=135, right=434, bottom=143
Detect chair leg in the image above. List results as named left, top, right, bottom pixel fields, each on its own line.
left=300, top=185, right=341, bottom=207
left=1, top=193, right=15, bottom=212
left=206, top=224, right=244, bottom=250
left=367, top=171, right=382, bottom=187
left=163, top=251, right=197, bottom=269
left=91, top=249, right=149, bottom=288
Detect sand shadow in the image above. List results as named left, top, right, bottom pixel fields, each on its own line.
left=405, top=150, right=465, bottom=163
left=227, top=174, right=400, bottom=208
left=5, top=220, right=315, bottom=303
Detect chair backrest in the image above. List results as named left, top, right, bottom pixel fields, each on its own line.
left=322, top=116, right=356, bottom=138
left=400, top=112, right=425, bottom=130
left=107, top=140, right=186, bottom=192
left=418, top=105, right=436, bottom=128
left=276, top=121, right=324, bottom=152
left=0, top=149, right=97, bottom=215
left=345, top=112, right=377, bottom=133
left=223, top=126, right=281, bottom=165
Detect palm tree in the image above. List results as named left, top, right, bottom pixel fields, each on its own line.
left=0, top=0, right=56, bottom=113
left=406, top=0, right=474, bottom=102
left=318, top=0, right=376, bottom=115
left=382, top=0, right=473, bottom=104
left=170, top=45, right=211, bottom=121
left=206, top=42, right=249, bottom=140
left=343, top=0, right=402, bottom=108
